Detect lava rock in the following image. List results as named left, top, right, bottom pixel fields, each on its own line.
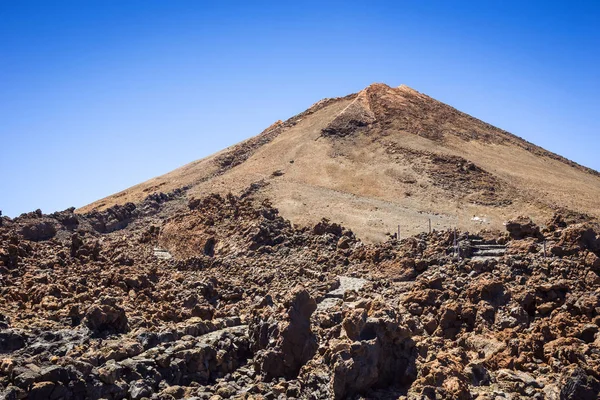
left=83, top=302, right=129, bottom=335
left=505, top=216, right=542, bottom=240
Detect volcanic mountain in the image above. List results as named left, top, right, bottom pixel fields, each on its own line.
left=79, top=83, right=600, bottom=241
left=4, top=83, right=600, bottom=399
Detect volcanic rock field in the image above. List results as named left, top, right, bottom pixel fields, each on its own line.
left=1, top=189, right=600, bottom=399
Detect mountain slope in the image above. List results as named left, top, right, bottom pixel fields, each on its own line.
left=78, top=83, right=600, bottom=241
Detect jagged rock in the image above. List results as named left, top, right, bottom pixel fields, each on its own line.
left=547, top=213, right=568, bottom=230
left=38, top=365, right=71, bottom=384
left=20, top=220, right=56, bottom=241
left=337, top=236, right=351, bottom=250
left=408, top=349, right=471, bottom=400
left=313, top=219, right=343, bottom=236
left=159, top=385, right=186, bottom=399
left=0, top=330, right=26, bottom=352
left=558, top=223, right=600, bottom=254
left=83, top=301, right=129, bottom=334
left=0, top=386, right=26, bottom=400
left=505, top=216, right=542, bottom=240
left=584, top=252, right=600, bottom=271
left=301, top=301, right=416, bottom=399
left=28, top=381, right=62, bottom=400
left=85, top=202, right=138, bottom=233
left=559, top=366, right=600, bottom=400
left=578, top=324, right=598, bottom=343
left=70, top=233, right=84, bottom=257
left=50, top=208, right=79, bottom=230
left=97, top=361, right=123, bottom=384
left=129, top=380, right=153, bottom=399
left=250, top=287, right=318, bottom=380
left=341, top=308, right=367, bottom=340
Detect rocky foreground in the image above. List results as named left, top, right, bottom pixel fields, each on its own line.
left=1, top=190, right=600, bottom=399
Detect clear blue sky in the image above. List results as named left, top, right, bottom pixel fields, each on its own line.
left=1, top=1, right=599, bottom=217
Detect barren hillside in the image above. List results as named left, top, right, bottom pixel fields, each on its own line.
left=78, top=84, right=600, bottom=241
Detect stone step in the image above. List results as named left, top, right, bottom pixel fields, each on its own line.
left=472, top=244, right=506, bottom=250
left=471, top=255, right=501, bottom=262
left=472, top=248, right=506, bottom=257
left=471, top=239, right=504, bottom=246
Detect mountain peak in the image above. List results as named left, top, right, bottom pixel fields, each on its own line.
left=363, top=82, right=393, bottom=90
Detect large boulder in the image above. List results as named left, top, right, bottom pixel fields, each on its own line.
left=85, top=202, right=138, bottom=233
left=559, top=366, right=600, bottom=400
left=249, top=287, right=318, bottom=380
left=20, top=220, right=56, bottom=241
left=560, top=223, right=600, bottom=253
left=550, top=223, right=600, bottom=257
left=83, top=299, right=129, bottom=335
left=331, top=302, right=415, bottom=399
left=0, top=330, right=27, bottom=352
left=505, top=216, right=542, bottom=240
left=301, top=300, right=416, bottom=400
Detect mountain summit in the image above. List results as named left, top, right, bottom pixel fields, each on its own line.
left=79, top=83, right=600, bottom=241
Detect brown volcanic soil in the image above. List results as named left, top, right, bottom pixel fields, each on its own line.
left=78, top=83, right=600, bottom=242
left=1, top=191, right=600, bottom=399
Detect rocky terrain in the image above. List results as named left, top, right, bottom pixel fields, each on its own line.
left=3, top=83, right=600, bottom=399
left=1, top=187, right=600, bottom=399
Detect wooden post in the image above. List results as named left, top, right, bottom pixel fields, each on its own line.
left=428, top=219, right=432, bottom=234
left=543, top=240, right=547, bottom=258
left=397, top=225, right=400, bottom=241
left=453, top=228, right=457, bottom=259
left=453, top=228, right=460, bottom=260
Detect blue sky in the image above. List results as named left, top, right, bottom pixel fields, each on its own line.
left=1, top=1, right=599, bottom=217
